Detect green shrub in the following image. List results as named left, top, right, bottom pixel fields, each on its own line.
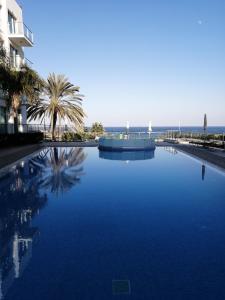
left=91, top=122, right=104, bottom=134
left=62, top=130, right=102, bottom=141
left=62, top=132, right=83, bottom=141
left=83, top=132, right=97, bottom=140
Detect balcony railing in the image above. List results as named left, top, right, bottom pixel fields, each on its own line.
left=23, top=57, right=33, bottom=68
left=10, top=55, right=33, bottom=69
left=8, top=22, right=34, bottom=46
left=22, top=23, right=34, bottom=44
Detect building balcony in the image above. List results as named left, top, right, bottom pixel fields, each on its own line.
left=8, top=22, right=34, bottom=47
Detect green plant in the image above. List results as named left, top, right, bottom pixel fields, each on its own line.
left=28, top=73, right=86, bottom=140
left=91, top=122, right=104, bottom=134
left=62, top=132, right=83, bottom=141
left=81, top=132, right=96, bottom=140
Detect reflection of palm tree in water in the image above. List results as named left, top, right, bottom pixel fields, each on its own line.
left=31, top=147, right=87, bottom=194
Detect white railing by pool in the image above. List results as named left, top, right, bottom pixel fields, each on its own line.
left=102, top=132, right=156, bottom=140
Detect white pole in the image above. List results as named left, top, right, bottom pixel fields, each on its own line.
left=148, top=121, right=152, bottom=132
left=148, top=121, right=152, bottom=138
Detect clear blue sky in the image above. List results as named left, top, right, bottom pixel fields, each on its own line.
left=21, top=0, right=225, bottom=126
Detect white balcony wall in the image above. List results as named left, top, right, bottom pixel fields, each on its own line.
left=0, top=0, right=23, bottom=52
left=0, top=0, right=34, bottom=133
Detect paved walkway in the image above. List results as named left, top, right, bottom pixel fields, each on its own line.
left=157, top=142, right=225, bottom=170
left=0, top=144, right=43, bottom=169
left=176, top=144, right=225, bottom=170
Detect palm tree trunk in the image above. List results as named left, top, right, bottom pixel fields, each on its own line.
left=52, top=111, right=57, bottom=140
left=12, top=94, right=20, bottom=134
left=13, top=109, right=18, bottom=134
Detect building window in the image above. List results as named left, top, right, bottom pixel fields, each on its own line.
left=10, top=45, right=18, bottom=68
left=0, top=107, right=7, bottom=133
left=8, top=12, right=16, bottom=34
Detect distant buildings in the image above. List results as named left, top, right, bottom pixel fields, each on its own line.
left=0, top=0, right=34, bottom=133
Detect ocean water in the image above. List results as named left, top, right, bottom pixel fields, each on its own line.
left=105, top=126, right=225, bottom=134
left=0, top=147, right=225, bottom=300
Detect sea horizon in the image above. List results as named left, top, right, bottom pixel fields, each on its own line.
left=103, top=126, right=225, bottom=134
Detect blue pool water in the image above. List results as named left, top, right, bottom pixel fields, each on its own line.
left=0, top=147, right=225, bottom=300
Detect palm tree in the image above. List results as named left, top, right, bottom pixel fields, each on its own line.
left=27, top=73, right=85, bottom=140
left=0, top=47, right=43, bottom=133
left=0, top=46, right=8, bottom=65
left=91, top=122, right=104, bottom=134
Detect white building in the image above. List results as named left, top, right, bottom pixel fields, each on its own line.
left=0, top=0, right=34, bottom=133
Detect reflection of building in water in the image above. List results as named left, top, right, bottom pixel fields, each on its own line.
left=164, top=147, right=178, bottom=155
left=0, top=160, right=47, bottom=299
left=13, top=229, right=39, bottom=279
left=99, top=150, right=155, bottom=161
left=0, top=147, right=86, bottom=298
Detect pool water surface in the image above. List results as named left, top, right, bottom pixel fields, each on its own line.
left=0, top=147, right=225, bottom=300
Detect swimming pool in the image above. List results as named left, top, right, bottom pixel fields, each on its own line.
left=0, top=147, right=225, bottom=300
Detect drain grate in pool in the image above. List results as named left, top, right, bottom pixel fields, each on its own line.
left=112, top=280, right=131, bottom=295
